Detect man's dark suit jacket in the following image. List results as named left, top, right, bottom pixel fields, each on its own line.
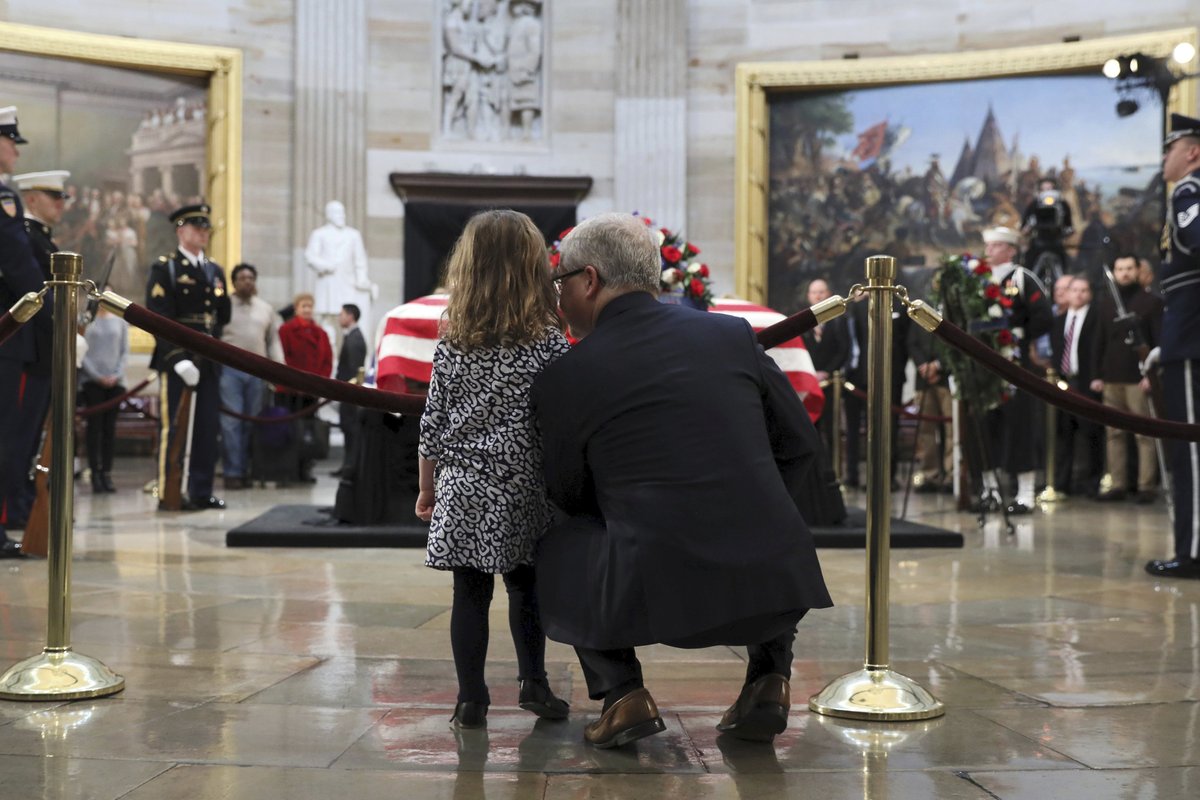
left=336, top=326, right=367, bottom=382
left=531, top=292, right=833, bottom=651
left=1050, top=305, right=1099, bottom=388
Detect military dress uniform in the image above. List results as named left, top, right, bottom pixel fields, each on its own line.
left=5, top=173, right=68, bottom=523
left=977, top=231, right=1054, bottom=512
left=146, top=205, right=231, bottom=510
left=1147, top=114, right=1200, bottom=578
left=0, top=108, right=43, bottom=557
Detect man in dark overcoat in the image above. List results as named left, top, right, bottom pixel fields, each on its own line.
left=533, top=212, right=832, bottom=749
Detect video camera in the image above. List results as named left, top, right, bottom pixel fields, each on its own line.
left=1031, top=189, right=1067, bottom=237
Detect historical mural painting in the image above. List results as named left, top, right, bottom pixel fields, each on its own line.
left=766, top=75, right=1164, bottom=313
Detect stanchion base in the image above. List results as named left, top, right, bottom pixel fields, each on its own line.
left=808, top=666, right=944, bottom=721
left=0, top=649, right=125, bottom=701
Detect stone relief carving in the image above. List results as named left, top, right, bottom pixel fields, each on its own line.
left=440, top=0, right=544, bottom=143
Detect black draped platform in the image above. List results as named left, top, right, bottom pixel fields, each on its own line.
left=225, top=504, right=960, bottom=549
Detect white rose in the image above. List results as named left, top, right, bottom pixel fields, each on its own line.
left=988, top=305, right=1003, bottom=318
left=661, top=269, right=679, bottom=286
left=967, top=258, right=980, bottom=270
left=687, top=262, right=702, bottom=274
left=1011, top=327, right=1024, bottom=340
left=656, top=230, right=666, bottom=247
left=1001, top=346, right=1016, bottom=360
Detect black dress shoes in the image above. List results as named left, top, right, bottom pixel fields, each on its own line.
left=1096, top=490, right=1127, bottom=502
left=1144, top=558, right=1200, bottom=579
left=1134, top=490, right=1158, bottom=505
left=0, top=539, right=28, bottom=559
left=716, top=673, right=791, bottom=742
left=1004, top=501, right=1033, bottom=516
left=518, top=678, right=570, bottom=720
left=183, top=496, right=226, bottom=511
left=584, top=688, right=665, bottom=748
left=449, top=701, right=488, bottom=730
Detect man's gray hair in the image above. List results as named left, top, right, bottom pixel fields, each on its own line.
left=559, top=212, right=660, bottom=292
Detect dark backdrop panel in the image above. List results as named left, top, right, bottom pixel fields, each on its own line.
left=403, top=202, right=577, bottom=301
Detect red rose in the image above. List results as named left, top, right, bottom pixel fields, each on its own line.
left=697, top=264, right=709, bottom=278
left=662, top=246, right=683, bottom=264
left=689, top=277, right=705, bottom=297
left=999, top=296, right=1013, bottom=308
left=558, top=227, right=574, bottom=240
left=997, top=329, right=1013, bottom=345
left=984, top=284, right=1001, bottom=299
left=973, top=264, right=991, bottom=276
left=687, top=244, right=701, bottom=256
left=549, top=252, right=560, bottom=267
left=660, top=227, right=670, bottom=236
left=642, top=217, right=653, bottom=226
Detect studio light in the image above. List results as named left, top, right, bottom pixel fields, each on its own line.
left=1174, top=42, right=1197, bottom=65
left=1103, top=58, right=1121, bottom=79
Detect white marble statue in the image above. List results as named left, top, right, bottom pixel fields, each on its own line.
left=305, top=200, right=378, bottom=323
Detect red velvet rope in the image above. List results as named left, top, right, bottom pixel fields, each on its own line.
left=842, top=383, right=954, bottom=423
left=933, top=318, right=1200, bottom=441
left=122, top=302, right=427, bottom=415
left=757, top=308, right=817, bottom=351
left=75, top=376, right=156, bottom=418
left=0, top=310, right=22, bottom=349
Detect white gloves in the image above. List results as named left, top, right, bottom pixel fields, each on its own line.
left=174, top=359, right=201, bottom=387
left=1142, top=346, right=1161, bottom=374
left=75, top=333, right=89, bottom=369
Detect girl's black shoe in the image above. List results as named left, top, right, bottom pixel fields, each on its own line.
left=518, top=678, right=570, bottom=720
left=450, top=701, right=488, bottom=730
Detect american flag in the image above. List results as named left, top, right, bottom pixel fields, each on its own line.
left=373, top=293, right=447, bottom=393
left=709, top=298, right=824, bottom=421
left=373, top=293, right=823, bottom=421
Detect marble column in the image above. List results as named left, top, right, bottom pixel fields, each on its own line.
left=291, top=0, right=368, bottom=292
left=614, top=0, right=688, bottom=231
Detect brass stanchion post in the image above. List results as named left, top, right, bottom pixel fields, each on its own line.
left=831, top=369, right=844, bottom=485
left=1037, top=368, right=1065, bottom=504
left=809, top=255, right=944, bottom=721
left=0, top=252, right=125, bottom=700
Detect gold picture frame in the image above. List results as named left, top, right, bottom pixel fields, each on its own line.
left=735, top=28, right=1199, bottom=305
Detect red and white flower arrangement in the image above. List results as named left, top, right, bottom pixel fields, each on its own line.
left=548, top=213, right=714, bottom=309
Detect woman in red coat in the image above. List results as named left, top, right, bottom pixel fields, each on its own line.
left=277, top=293, right=332, bottom=482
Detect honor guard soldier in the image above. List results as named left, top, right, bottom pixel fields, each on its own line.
left=6, top=170, right=70, bottom=522
left=1146, top=113, right=1200, bottom=580
left=146, top=203, right=231, bottom=511
left=978, top=225, right=1054, bottom=514
left=0, top=106, right=44, bottom=558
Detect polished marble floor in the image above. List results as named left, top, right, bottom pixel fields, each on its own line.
left=1, top=456, right=1199, bottom=799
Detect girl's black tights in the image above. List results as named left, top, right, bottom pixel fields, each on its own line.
left=450, top=564, right=547, bottom=704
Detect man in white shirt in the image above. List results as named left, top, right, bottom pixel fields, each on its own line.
left=219, top=263, right=284, bottom=489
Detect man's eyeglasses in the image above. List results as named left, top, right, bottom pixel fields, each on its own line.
left=552, top=267, right=586, bottom=285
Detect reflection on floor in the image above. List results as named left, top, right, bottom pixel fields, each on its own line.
left=1, top=456, right=1198, bottom=799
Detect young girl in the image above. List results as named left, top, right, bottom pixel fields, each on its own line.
left=416, top=209, right=571, bottom=730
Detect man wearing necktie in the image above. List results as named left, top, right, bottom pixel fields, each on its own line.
left=1049, top=275, right=1102, bottom=496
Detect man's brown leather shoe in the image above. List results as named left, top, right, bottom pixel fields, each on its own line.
left=583, top=688, right=665, bottom=749
left=715, top=673, right=790, bottom=742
